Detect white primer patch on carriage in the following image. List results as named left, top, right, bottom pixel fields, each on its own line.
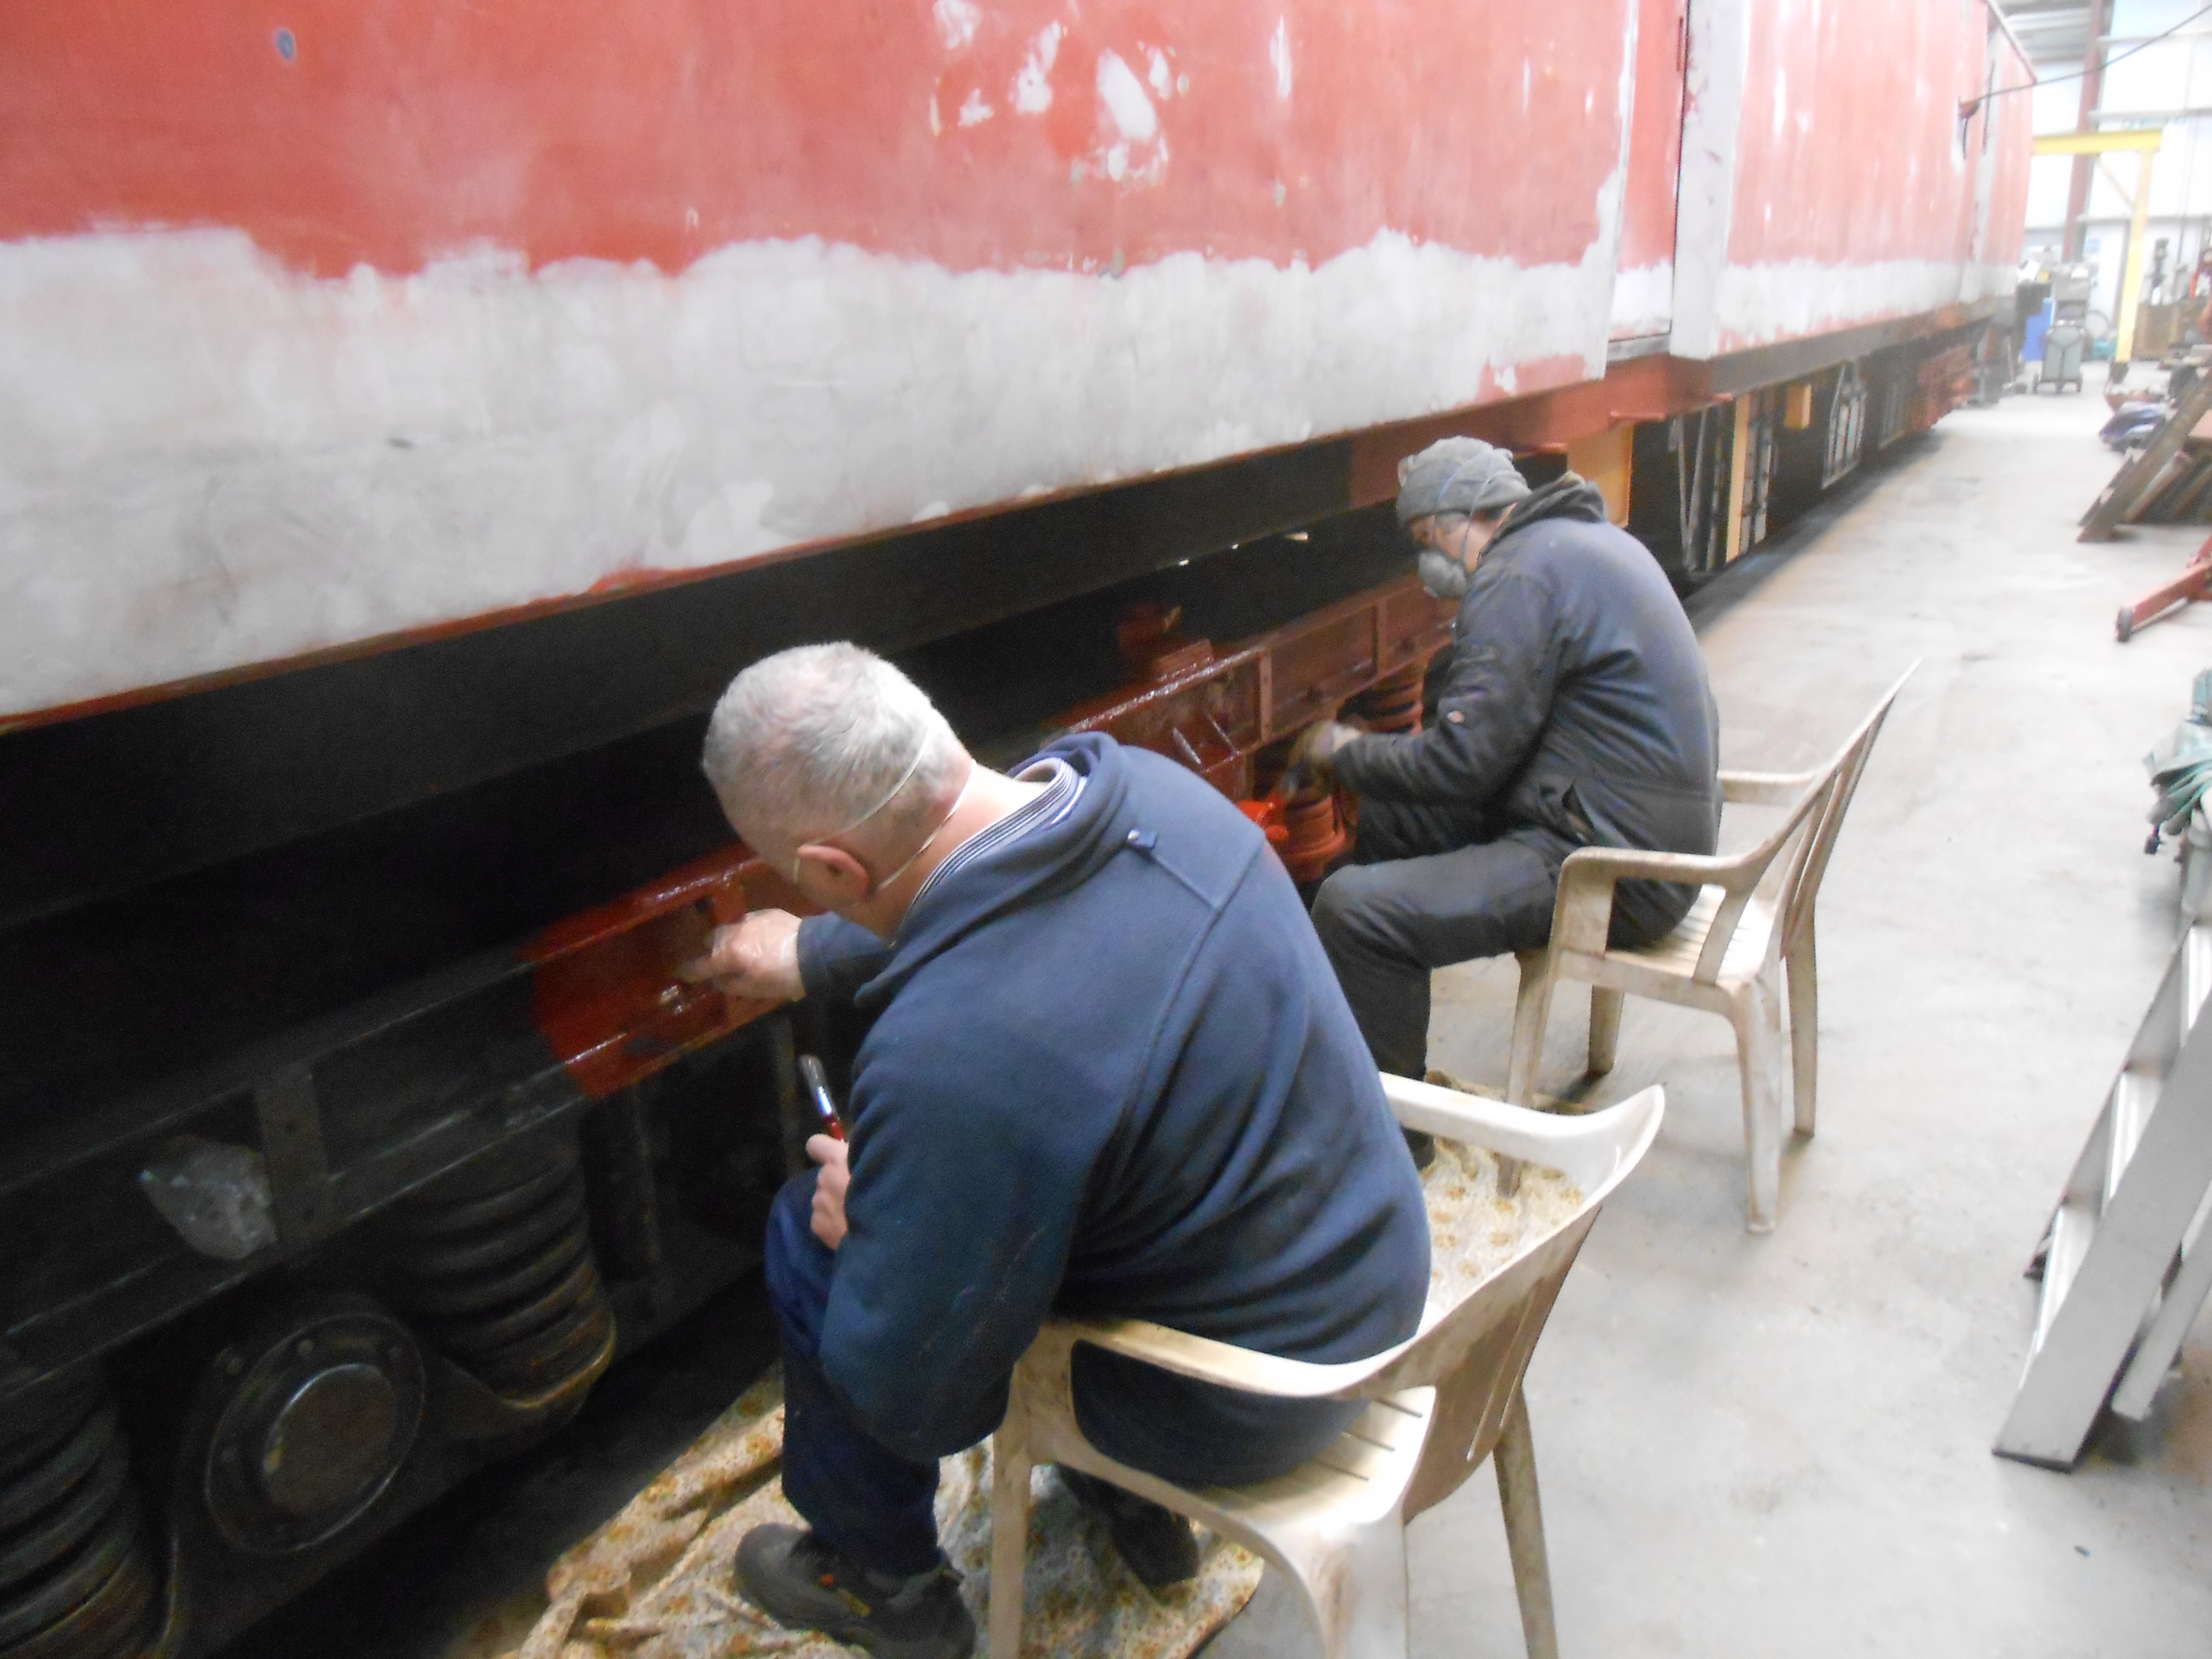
left=0, top=224, right=1617, bottom=718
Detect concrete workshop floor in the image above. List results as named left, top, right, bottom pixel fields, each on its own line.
left=1215, top=384, right=2212, bottom=1659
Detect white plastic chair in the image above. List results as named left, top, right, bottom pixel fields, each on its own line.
left=986, top=1078, right=1665, bottom=1659
left=1504, top=663, right=1914, bottom=1232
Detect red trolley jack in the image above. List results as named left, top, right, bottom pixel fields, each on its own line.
left=2117, top=529, right=2212, bottom=642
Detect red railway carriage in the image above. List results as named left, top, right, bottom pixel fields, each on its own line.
left=0, top=4, right=2030, bottom=1652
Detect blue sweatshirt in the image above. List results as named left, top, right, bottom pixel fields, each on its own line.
left=795, top=733, right=1430, bottom=1479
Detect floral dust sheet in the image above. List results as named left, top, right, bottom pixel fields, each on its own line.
left=499, top=1110, right=1579, bottom=1659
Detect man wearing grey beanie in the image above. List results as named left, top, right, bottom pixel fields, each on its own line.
left=1294, top=438, right=1720, bottom=1144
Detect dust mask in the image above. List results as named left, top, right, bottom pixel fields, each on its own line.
left=1418, top=549, right=1470, bottom=601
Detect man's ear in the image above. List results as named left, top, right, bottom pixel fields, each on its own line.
left=792, top=842, right=874, bottom=907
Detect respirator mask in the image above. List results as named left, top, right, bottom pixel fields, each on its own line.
left=1417, top=549, right=1471, bottom=601
left=1405, top=450, right=1512, bottom=601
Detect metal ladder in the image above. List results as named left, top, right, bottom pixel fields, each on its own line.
left=1996, top=925, right=2212, bottom=1467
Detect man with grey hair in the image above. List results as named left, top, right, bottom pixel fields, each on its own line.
left=1296, top=437, right=1721, bottom=1130
left=696, top=642, right=987, bottom=942
left=685, top=644, right=1429, bottom=1659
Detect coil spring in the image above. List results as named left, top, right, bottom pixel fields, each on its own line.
left=1350, top=661, right=1426, bottom=735
left=0, top=1381, right=158, bottom=1659
left=384, top=1137, right=615, bottom=1400
left=1278, top=785, right=1350, bottom=884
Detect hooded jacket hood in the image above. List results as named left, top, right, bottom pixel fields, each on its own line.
left=1494, top=471, right=1610, bottom=540
left=846, top=733, right=1132, bottom=1012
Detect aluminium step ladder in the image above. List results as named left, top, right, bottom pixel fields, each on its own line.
left=1996, top=924, right=2212, bottom=1467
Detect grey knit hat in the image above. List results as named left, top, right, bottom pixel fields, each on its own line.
left=1394, top=437, right=1530, bottom=527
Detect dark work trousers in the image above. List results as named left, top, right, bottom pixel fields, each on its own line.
left=765, top=1176, right=976, bottom=1577
left=762, top=1175, right=1360, bottom=1575
left=1310, top=799, right=1577, bottom=1080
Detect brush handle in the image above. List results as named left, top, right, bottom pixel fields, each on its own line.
left=797, top=1054, right=846, bottom=1141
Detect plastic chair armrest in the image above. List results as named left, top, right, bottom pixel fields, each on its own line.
left=1380, top=1073, right=1616, bottom=1166
left=1046, top=1318, right=1401, bottom=1401
left=1549, top=845, right=1732, bottom=954
left=1720, top=769, right=1817, bottom=806
left=1556, top=845, right=1733, bottom=884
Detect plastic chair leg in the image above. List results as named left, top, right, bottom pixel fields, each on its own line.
left=986, top=1434, right=1034, bottom=1659
left=1786, top=923, right=1818, bottom=1137
left=1587, top=987, right=1624, bottom=1076
left=1290, top=1511, right=1411, bottom=1659
left=1493, top=1387, right=1559, bottom=1659
left=1506, top=951, right=1556, bottom=1106
left=1732, top=974, right=1789, bottom=1234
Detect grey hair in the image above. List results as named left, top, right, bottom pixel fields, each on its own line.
left=701, top=644, right=965, bottom=853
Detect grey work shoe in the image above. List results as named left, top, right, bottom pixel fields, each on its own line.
left=1058, top=1467, right=1201, bottom=1591
left=733, top=1525, right=974, bottom=1659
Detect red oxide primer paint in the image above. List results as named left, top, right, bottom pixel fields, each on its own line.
left=523, top=842, right=816, bottom=1099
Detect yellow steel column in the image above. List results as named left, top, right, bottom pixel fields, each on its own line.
left=1565, top=425, right=1635, bottom=526
left=1724, top=396, right=1752, bottom=564
left=2113, top=150, right=2157, bottom=370
left=2033, top=129, right=2165, bottom=374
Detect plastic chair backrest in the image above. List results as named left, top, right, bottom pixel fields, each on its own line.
left=1685, top=761, right=1841, bottom=982
left=1356, top=1081, right=1664, bottom=1520
left=1772, top=661, right=1916, bottom=956
left=1685, top=661, right=1918, bottom=983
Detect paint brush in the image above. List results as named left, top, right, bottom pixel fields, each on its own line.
left=797, top=1054, right=846, bottom=1141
